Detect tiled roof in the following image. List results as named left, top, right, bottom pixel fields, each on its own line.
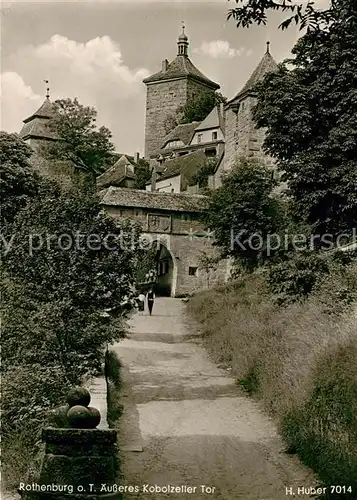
left=161, top=122, right=201, bottom=150
left=228, top=51, right=278, bottom=104
left=157, top=149, right=207, bottom=189
left=100, top=186, right=208, bottom=213
left=193, top=105, right=225, bottom=134
left=23, top=99, right=54, bottom=122
left=143, top=55, right=220, bottom=89
left=19, top=99, right=57, bottom=141
left=97, top=155, right=137, bottom=188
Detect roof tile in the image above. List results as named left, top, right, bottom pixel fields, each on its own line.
left=143, top=55, right=220, bottom=89
left=100, top=186, right=207, bottom=213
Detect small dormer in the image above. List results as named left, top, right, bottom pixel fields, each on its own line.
left=189, top=104, right=225, bottom=146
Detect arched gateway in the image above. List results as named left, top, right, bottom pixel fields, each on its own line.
left=100, top=187, right=230, bottom=297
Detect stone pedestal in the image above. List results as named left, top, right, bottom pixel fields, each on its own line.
left=20, top=427, right=120, bottom=500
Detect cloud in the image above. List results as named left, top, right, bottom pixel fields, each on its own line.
left=26, top=34, right=149, bottom=97
left=194, top=40, right=252, bottom=59
left=0, top=72, right=42, bottom=132
left=1, top=35, right=150, bottom=152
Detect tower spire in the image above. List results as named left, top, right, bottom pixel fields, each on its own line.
left=44, top=79, right=50, bottom=99
left=177, top=22, right=189, bottom=56
left=266, top=41, right=270, bottom=54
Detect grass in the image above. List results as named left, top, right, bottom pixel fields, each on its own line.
left=105, top=349, right=124, bottom=427
left=187, top=270, right=357, bottom=497
left=2, top=425, right=41, bottom=493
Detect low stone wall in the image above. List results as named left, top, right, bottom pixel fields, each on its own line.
left=19, top=388, right=119, bottom=500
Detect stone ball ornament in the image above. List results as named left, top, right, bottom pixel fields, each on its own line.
left=66, top=386, right=91, bottom=408
left=65, top=387, right=101, bottom=429
left=87, top=406, right=101, bottom=428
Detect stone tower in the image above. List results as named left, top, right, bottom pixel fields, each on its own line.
left=224, top=43, right=278, bottom=171
left=143, top=27, right=220, bottom=159
left=19, top=96, right=85, bottom=190
left=19, top=96, right=57, bottom=151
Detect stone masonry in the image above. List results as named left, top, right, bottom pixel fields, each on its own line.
left=143, top=28, right=219, bottom=159
left=100, top=188, right=231, bottom=297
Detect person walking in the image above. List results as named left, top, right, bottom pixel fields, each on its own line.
left=138, top=292, right=145, bottom=315
left=147, top=288, right=155, bottom=316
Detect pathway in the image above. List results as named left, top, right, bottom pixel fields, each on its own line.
left=111, top=298, right=317, bottom=500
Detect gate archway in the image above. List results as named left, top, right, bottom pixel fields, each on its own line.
left=156, top=243, right=175, bottom=296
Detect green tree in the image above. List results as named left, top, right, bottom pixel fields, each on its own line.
left=228, top=0, right=357, bottom=237
left=228, top=0, right=333, bottom=31
left=205, top=158, right=285, bottom=270
left=190, top=157, right=218, bottom=188
left=5, top=192, right=140, bottom=312
left=178, top=91, right=226, bottom=124
left=43, top=98, right=115, bottom=181
left=134, top=159, right=151, bottom=190
left=0, top=132, right=57, bottom=228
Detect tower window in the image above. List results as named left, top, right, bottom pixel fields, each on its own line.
left=197, top=133, right=203, bottom=143
left=212, top=131, right=218, bottom=141
left=189, top=266, right=198, bottom=276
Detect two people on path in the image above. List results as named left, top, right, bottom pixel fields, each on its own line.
left=137, top=289, right=155, bottom=315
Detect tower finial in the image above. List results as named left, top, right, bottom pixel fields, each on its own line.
left=266, top=41, right=270, bottom=54
left=44, top=79, right=50, bottom=99
left=178, top=22, right=189, bottom=56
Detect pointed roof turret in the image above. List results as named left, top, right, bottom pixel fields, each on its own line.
left=228, top=43, right=278, bottom=105
left=19, top=98, right=57, bottom=141
left=143, top=27, right=219, bottom=90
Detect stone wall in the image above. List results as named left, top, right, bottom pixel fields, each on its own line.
left=224, top=106, right=238, bottom=172
left=29, top=149, right=90, bottom=192
left=224, top=95, right=276, bottom=172
left=144, top=77, right=218, bottom=159
left=102, top=205, right=229, bottom=297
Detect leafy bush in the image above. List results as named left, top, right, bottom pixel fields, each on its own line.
left=204, top=157, right=286, bottom=270
left=187, top=265, right=357, bottom=492
left=178, top=91, right=226, bottom=124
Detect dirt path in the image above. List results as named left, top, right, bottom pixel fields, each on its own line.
left=111, top=298, right=317, bottom=500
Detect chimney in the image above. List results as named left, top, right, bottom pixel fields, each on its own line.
left=134, top=152, right=140, bottom=164
left=162, top=59, right=169, bottom=72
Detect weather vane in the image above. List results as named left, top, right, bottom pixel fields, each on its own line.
left=182, top=20, right=185, bottom=33
left=44, top=80, right=50, bottom=99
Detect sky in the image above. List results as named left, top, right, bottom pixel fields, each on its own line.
left=0, top=1, right=310, bottom=155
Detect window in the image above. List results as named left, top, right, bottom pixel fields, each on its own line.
left=212, top=131, right=218, bottom=141
left=197, top=133, right=203, bottom=143
left=189, top=266, right=198, bottom=276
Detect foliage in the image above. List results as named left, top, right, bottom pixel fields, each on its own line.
left=178, top=91, right=226, bottom=124
left=43, top=98, right=115, bottom=179
left=188, top=265, right=357, bottom=494
left=135, top=243, right=158, bottom=285
left=189, top=157, right=218, bottom=188
left=266, top=251, right=330, bottom=305
left=163, top=113, right=179, bottom=134
left=228, top=0, right=334, bottom=31
left=2, top=184, right=141, bottom=437
left=232, top=0, right=357, bottom=237
left=0, top=132, right=58, bottom=228
left=4, top=192, right=140, bottom=311
left=134, top=159, right=151, bottom=190
left=205, top=157, right=285, bottom=269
